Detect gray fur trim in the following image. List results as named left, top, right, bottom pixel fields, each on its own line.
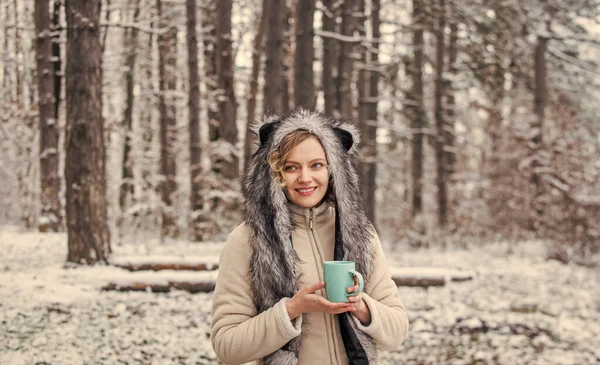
left=243, top=108, right=377, bottom=363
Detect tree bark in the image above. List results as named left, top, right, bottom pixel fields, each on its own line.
left=187, top=0, right=203, bottom=241
left=264, top=0, right=285, bottom=114
left=336, top=0, right=360, bottom=118
left=281, top=2, right=292, bottom=110
left=410, top=0, right=426, bottom=218
left=293, top=0, right=315, bottom=109
left=359, top=0, right=379, bottom=226
left=139, top=1, right=155, bottom=194
left=216, top=0, right=238, bottom=179
left=532, top=35, right=548, bottom=219
left=119, top=0, right=141, bottom=212
left=52, top=0, right=62, bottom=127
left=157, top=0, right=179, bottom=237
left=35, top=0, right=62, bottom=232
left=244, top=0, right=270, bottom=172
left=12, top=0, right=22, bottom=103
left=65, top=0, right=111, bottom=264
left=444, top=19, right=456, bottom=174
left=434, top=0, right=447, bottom=227
left=202, top=0, right=219, bottom=142
left=321, top=0, right=336, bottom=115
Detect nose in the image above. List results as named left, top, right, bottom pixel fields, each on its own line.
left=297, top=166, right=312, bottom=183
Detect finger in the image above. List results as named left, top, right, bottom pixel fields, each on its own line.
left=324, top=300, right=351, bottom=310
left=347, top=295, right=360, bottom=303
left=347, top=284, right=359, bottom=293
left=304, top=281, right=325, bottom=294
left=330, top=306, right=356, bottom=314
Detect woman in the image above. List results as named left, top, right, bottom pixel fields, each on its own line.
left=211, top=109, right=409, bottom=364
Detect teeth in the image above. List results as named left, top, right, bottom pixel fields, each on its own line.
left=298, top=188, right=315, bottom=193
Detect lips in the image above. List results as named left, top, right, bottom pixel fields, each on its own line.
left=295, top=187, right=317, bottom=196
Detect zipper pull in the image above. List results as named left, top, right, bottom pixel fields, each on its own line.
left=309, top=208, right=313, bottom=230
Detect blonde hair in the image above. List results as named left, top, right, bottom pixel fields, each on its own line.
left=268, top=130, right=320, bottom=185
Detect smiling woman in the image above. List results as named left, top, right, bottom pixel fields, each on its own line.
left=211, top=109, right=409, bottom=365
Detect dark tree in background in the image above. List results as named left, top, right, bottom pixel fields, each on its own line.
left=321, top=0, right=336, bottom=116
left=409, top=0, right=426, bottom=218
left=35, top=0, right=62, bottom=232
left=293, top=0, right=315, bottom=109
left=433, top=0, right=447, bottom=226
left=215, top=0, right=238, bottom=180
left=64, top=0, right=111, bottom=263
left=264, top=0, right=285, bottom=114
left=157, top=0, right=179, bottom=237
left=358, top=0, right=380, bottom=226
left=336, top=0, right=361, bottom=118
left=244, top=0, right=270, bottom=172
left=119, top=0, right=141, bottom=212
left=187, top=0, right=203, bottom=241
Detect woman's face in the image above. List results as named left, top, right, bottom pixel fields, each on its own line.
left=282, top=136, right=329, bottom=208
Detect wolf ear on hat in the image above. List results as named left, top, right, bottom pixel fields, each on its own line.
left=333, top=127, right=354, bottom=152
left=259, top=121, right=280, bottom=146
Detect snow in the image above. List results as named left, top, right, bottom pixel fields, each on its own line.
left=1, top=226, right=599, bottom=365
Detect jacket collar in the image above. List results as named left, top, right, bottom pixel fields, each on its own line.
left=289, top=201, right=333, bottom=229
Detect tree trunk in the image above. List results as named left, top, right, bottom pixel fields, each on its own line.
left=321, top=0, right=336, bottom=115
left=202, top=0, right=219, bottom=142
left=336, top=0, right=360, bottom=118
left=157, top=0, right=179, bottom=237
left=532, top=35, right=548, bottom=220
left=12, top=0, right=22, bottom=104
left=264, top=0, right=285, bottom=114
left=101, top=0, right=111, bottom=54
left=444, top=19, right=456, bottom=174
left=281, top=2, right=292, bottom=110
left=216, top=0, right=238, bottom=179
left=119, top=0, right=141, bottom=212
left=434, top=0, right=447, bottom=227
left=65, top=0, right=111, bottom=264
left=359, top=0, right=379, bottom=226
left=35, top=0, right=62, bottom=232
left=52, top=0, right=62, bottom=126
left=410, top=0, right=426, bottom=217
left=244, top=0, right=269, bottom=172
left=187, top=0, right=203, bottom=241
left=2, top=4, right=8, bottom=92
left=293, top=0, right=315, bottom=109
left=139, top=0, right=155, bottom=194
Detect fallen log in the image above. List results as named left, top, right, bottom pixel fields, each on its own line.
left=102, top=280, right=215, bottom=294
left=101, top=270, right=219, bottom=293
left=390, top=267, right=475, bottom=288
left=392, top=276, right=445, bottom=287
left=111, top=255, right=219, bottom=272
left=101, top=267, right=474, bottom=293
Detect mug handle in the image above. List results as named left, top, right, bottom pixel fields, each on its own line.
left=347, top=270, right=364, bottom=297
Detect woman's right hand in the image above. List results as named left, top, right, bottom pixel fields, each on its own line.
left=285, top=281, right=356, bottom=320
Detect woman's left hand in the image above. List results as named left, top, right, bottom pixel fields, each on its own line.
left=347, top=279, right=371, bottom=325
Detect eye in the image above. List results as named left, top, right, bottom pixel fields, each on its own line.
left=312, top=162, right=325, bottom=169
left=283, top=165, right=298, bottom=172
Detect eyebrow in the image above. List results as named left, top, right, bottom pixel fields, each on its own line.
left=285, top=158, right=327, bottom=165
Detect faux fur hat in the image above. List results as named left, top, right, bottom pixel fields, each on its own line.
left=242, top=108, right=377, bottom=364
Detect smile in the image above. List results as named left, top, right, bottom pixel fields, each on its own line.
left=296, top=187, right=317, bottom=196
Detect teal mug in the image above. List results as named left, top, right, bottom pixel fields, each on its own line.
left=323, top=261, right=364, bottom=303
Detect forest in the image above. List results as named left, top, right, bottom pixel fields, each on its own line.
left=1, top=1, right=600, bottom=364
left=1, top=0, right=599, bottom=261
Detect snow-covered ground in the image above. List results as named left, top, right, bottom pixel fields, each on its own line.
left=1, top=226, right=599, bottom=365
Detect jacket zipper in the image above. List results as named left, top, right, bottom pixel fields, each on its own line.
left=308, top=207, right=339, bottom=364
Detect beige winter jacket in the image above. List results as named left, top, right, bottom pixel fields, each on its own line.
left=211, top=203, right=409, bottom=364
